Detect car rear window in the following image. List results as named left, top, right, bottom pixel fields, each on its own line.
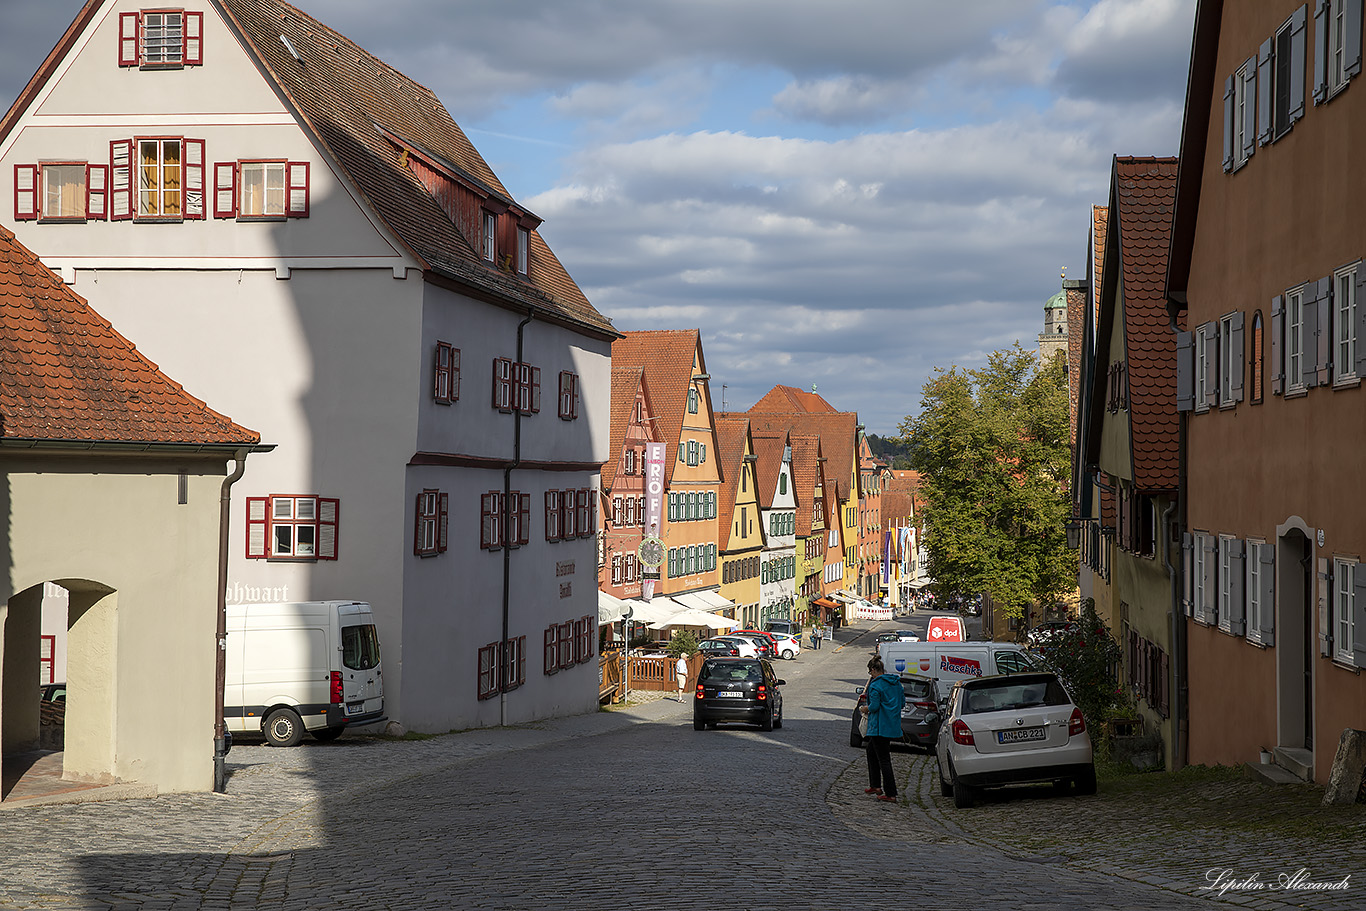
left=902, top=678, right=935, bottom=700
left=342, top=623, right=381, bottom=670
left=700, top=661, right=763, bottom=683
left=960, top=679, right=1069, bottom=714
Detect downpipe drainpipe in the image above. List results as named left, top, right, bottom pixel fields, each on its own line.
left=215, top=448, right=251, bottom=793
left=502, top=311, right=534, bottom=728
left=1167, top=310, right=1189, bottom=772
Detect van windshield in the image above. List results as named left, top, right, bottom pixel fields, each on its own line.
left=342, top=624, right=381, bottom=670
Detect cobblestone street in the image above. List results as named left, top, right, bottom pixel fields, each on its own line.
left=1, top=622, right=1363, bottom=910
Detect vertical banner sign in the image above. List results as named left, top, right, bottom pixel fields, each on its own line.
left=642, top=442, right=666, bottom=600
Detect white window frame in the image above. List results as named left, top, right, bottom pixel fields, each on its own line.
left=1218, top=535, right=1236, bottom=633
left=138, top=138, right=182, bottom=218
left=482, top=210, right=497, bottom=262
left=1335, top=557, right=1356, bottom=664
left=41, top=163, right=86, bottom=220
left=1330, top=0, right=1351, bottom=94
left=1247, top=538, right=1268, bottom=645
left=1193, top=531, right=1210, bottom=622
left=1335, top=262, right=1358, bottom=384
left=1286, top=285, right=1306, bottom=393
left=517, top=226, right=530, bottom=275
left=142, top=10, right=185, bottom=65
left=1234, top=58, right=1252, bottom=169
left=272, top=495, right=317, bottom=558
left=239, top=160, right=286, bottom=217
left=1195, top=323, right=1213, bottom=412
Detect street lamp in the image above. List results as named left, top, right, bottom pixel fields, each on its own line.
left=1065, top=518, right=1081, bottom=550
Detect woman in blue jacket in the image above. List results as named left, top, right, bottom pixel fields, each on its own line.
left=861, top=656, right=905, bottom=802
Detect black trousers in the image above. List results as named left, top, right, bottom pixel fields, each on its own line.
left=865, top=735, right=896, bottom=797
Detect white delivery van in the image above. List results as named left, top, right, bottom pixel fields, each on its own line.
left=225, top=601, right=385, bottom=746
left=878, top=641, right=1041, bottom=691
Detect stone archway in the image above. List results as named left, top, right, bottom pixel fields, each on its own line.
left=2, top=579, right=118, bottom=798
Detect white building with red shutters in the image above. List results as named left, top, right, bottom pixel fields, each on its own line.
left=0, top=0, right=617, bottom=732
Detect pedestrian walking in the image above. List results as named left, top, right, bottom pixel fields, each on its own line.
left=810, top=625, right=820, bottom=650
left=675, top=653, right=689, bottom=701
left=860, top=655, right=904, bottom=803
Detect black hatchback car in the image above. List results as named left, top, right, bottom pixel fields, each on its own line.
left=693, top=657, right=785, bottom=731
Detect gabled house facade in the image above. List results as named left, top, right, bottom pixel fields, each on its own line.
left=715, top=415, right=763, bottom=621
left=1, top=226, right=261, bottom=794
left=754, top=432, right=797, bottom=626
left=858, top=432, right=883, bottom=600
left=1082, top=156, right=1181, bottom=770
left=599, top=368, right=661, bottom=601
left=790, top=434, right=827, bottom=624
left=610, top=331, right=722, bottom=600
left=1167, top=0, right=1366, bottom=782
left=1, top=0, right=616, bottom=733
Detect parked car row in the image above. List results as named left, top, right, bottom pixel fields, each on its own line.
left=698, top=628, right=803, bottom=660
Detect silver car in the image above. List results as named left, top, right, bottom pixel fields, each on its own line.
left=935, top=672, right=1095, bottom=808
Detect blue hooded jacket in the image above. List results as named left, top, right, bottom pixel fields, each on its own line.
left=865, top=672, right=905, bottom=739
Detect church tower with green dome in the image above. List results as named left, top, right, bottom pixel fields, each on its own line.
left=1037, top=280, right=1069, bottom=365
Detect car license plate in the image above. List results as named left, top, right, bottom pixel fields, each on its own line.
left=345, top=701, right=365, bottom=715
left=717, top=691, right=744, bottom=698
left=997, top=726, right=1046, bottom=744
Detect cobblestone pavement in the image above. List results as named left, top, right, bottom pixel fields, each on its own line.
left=0, top=621, right=1362, bottom=909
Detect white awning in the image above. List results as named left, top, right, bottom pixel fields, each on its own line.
left=908, top=578, right=935, bottom=590
left=647, top=604, right=739, bottom=631
left=620, top=597, right=684, bottom=625
left=598, top=590, right=632, bottom=624
left=692, top=590, right=737, bottom=612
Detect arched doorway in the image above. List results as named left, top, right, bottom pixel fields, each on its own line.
left=1275, top=523, right=1314, bottom=755
left=2, top=579, right=118, bottom=802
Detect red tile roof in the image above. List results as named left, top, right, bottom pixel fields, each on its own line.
left=882, top=490, right=916, bottom=524
left=743, top=410, right=857, bottom=503
left=229, top=2, right=619, bottom=337
left=751, top=432, right=788, bottom=510
left=1100, top=157, right=1181, bottom=492
left=750, top=384, right=836, bottom=413
left=0, top=227, right=258, bottom=446
left=604, top=368, right=644, bottom=491
left=611, top=330, right=712, bottom=486
left=789, top=434, right=822, bottom=536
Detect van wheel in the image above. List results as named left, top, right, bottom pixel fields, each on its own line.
left=311, top=725, right=345, bottom=743
left=264, top=708, right=304, bottom=747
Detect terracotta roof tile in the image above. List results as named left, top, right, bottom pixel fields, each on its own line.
left=750, top=384, right=837, bottom=413
left=611, top=330, right=708, bottom=486
left=789, top=434, right=821, bottom=536
left=713, top=415, right=751, bottom=546
left=743, top=409, right=857, bottom=503
left=217, top=0, right=613, bottom=336
left=751, top=432, right=788, bottom=510
left=1112, top=158, right=1180, bottom=491
left=0, top=227, right=258, bottom=446
left=604, top=367, right=645, bottom=490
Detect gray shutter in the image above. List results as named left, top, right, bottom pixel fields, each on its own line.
left=1230, top=539, right=1247, bottom=636
left=1202, top=535, right=1218, bottom=625
left=1290, top=4, right=1309, bottom=123
left=1318, top=557, right=1333, bottom=657
left=1314, top=0, right=1330, bottom=104
left=1242, top=57, right=1258, bottom=159
left=1230, top=311, right=1246, bottom=401
left=1302, top=286, right=1320, bottom=388
left=1259, top=544, right=1277, bottom=646
left=1202, top=323, right=1219, bottom=406
left=1348, top=0, right=1364, bottom=78
left=1271, top=295, right=1285, bottom=394
left=1181, top=532, right=1194, bottom=616
left=1354, top=565, right=1366, bottom=667
left=1316, top=276, right=1333, bottom=386
left=1176, top=330, right=1195, bottom=411
left=1223, top=74, right=1235, bottom=170
left=1357, top=268, right=1366, bottom=379
left=1258, top=39, right=1275, bottom=145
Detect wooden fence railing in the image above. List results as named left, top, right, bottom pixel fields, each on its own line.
left=599, top=651, right=700, bottom=700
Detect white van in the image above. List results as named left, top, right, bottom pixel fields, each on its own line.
left=225, top=601, right=385, bottom=746
left=878, top=641, right=1041, bottom=691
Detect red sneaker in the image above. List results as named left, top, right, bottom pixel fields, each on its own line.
left=863, top=787, right=882, bottom=795
left=876, top=794, right=898, bottom=803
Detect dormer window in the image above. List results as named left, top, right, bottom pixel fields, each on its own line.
left=517, top=226, right=530, bottom=275
left=118, top=10, right=203, bottom=68
left=482, top=210, right=497, bottom=262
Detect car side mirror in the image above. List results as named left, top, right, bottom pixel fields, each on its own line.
left=854, top=685, right=866, bottom=695
left=776, top=679, right=786, bottom=686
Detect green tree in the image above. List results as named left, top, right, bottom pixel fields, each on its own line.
left=899, top=344, right=1072, bottom=619
left=1035, top=600, right=1125, bottom=735
left=665, top=629, right=700, bottom=660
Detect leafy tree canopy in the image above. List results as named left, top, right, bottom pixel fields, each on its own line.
left=898, top=344, right=1072, bottom=617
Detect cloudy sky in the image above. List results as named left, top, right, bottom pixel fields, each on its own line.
left=0, top=0, right=1197, bottom=435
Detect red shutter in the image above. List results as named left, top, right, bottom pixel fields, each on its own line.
left=530, top=366, right=541, bottom=413
left=213, top=162, right=237, bottom=218
left=317, top=497, right=339, bottom=560
left=582, top=615, right=594, bottom=661
left=413, top=492, right=424, bottom=556
left=515, top=636, right=526, bottom=685
left=245, top=497, right=269, bottom=558
left=451, top=347, right=461, bottom=400
left=13, top=165, right=37, bottom=220
left=109, top=140, right=133, bottom=220
left=85, top=164, right=108, bottom=220
left=558, top=621, right=573, bottom=667
left=286, top=161, right=310, bottom=217
left=184, top=11, right=203, bottom=65
left=545, top=490, right=559, bottom=541
left=544, top=626, right=558, bottom=674
left=438, top=492, right=449, bottom=553
left=118, top=12, right=140, bottom=66
left=434, top=342, right=451, bottom=403
left=518, top=493, right=530, bottom=545
left=183, top=138, right=205, bottom=219
left=571, top=374, right=579, bottom=418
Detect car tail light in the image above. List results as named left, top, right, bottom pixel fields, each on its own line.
left=951, top=719, right=974, bottom=746
left=756, top=685, right=767, bottom=701
left=330, top=671, right=343, bottom=706
left=696, top=683, right=705, bottom=700
left=1069, top=708, right=1086, bottom=736
left=913, top=701, right=936, bottom=711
